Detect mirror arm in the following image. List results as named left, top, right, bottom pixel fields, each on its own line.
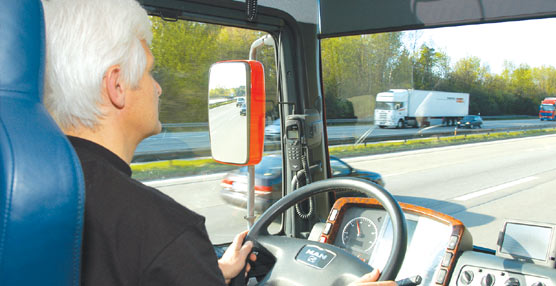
left=246, top=165, right=256, bottom=228
left=249, top=34, right=275, bottom=61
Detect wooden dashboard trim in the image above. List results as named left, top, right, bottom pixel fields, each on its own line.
left=320, top=197, right=468, bottom=286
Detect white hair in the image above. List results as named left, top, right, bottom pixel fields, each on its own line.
left=42, top=0, right=153, bottom=129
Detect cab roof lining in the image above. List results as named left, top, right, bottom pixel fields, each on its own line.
left=140, top=0, right=556, bottom=38
left=319, top=0, right=556, bottom=37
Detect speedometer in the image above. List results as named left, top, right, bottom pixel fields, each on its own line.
left=341, top=217, right=378, bottom=252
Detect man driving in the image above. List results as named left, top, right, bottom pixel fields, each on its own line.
left=42, top=0, right=396, bottom=285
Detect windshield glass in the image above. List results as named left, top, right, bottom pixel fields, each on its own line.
left=321, top=18, right=556, bottom=249
left=131, top=17, right=278, bottom=244
left=239, top=156, right=282, bottom=175
left=541, top=104, right=555, bottom=111
left=376, top=102, right=395, bottom=110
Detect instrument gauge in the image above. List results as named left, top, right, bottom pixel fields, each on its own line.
left=341, top=217, right=378, bottom=252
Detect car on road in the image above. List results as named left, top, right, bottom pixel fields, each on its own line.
left=220, top=155, right=385, bottom=212
left=264, top=119, right=281, bottom=141
left=239, top=103, right=246, bottom=116
left=236, top=97, right=245, bottom=107
left=457, top=115, right=483, bottom=129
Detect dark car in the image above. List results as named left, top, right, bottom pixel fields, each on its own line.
left=239, top=103, right=247, bottom=116
left=457, top=115, right=483, bottom=129
left=220, top=155, right=385, bottom=212
left=264, top=119, right=281, bottom=141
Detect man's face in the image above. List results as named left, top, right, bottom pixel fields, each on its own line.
left=125, top=40, right=162, bottom=141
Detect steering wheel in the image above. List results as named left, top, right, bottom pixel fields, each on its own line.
left=234, top=177, right=407, bottom=286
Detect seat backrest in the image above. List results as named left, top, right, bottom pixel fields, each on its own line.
left=0, top=0, right=85, bottom=285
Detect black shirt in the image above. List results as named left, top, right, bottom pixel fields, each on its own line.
left=69, top=136, right=226, bottom=286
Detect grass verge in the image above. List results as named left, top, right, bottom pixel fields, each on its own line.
left=132, top=128, right=556, bottom=181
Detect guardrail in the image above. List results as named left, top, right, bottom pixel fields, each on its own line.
left=162, top=122, right=208, bottom=128
left=161, top=115, right=538, bottom=129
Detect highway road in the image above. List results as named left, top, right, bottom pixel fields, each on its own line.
left=146, top=134, right=556, bottom=248
left=208, top=102, right=248, bottom=162
left=135, top=118, right=556, bottom=159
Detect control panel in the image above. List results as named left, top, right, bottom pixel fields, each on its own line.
left=456, top=266, right=552, bottom=286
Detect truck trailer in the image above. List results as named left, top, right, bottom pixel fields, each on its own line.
left=374, top=89, right=470, bottom=128
left=539, top=97, right=556, bottom=120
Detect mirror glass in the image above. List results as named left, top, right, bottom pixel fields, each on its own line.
left=208, top=62, right=250, bottom=164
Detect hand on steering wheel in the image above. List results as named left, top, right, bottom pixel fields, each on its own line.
left=231, top=177, right=407, bottom=286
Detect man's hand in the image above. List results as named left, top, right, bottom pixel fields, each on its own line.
left=349, top=269, right=398, bottom=286
left=218, top=230, right=257, bottom=284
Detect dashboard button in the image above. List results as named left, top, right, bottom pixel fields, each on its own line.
left=505, top=278, right=520, bottom=286
left=460, top=270, right=474, bottom=285
left=329, top=209, right=339, bottom=221
left=482, top=273, right=495, bottom=286
left=448, top=235, right=458, bottom=250
left=442, top=252, right=453, bottom=267
left=436, top=269, right=447, bottom=284
left=323, top=223, right=332, bottom=235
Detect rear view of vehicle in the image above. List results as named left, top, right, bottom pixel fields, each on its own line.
left=457, top=115, right=483, bottom=129
left=220, top=155, right=385, bottom=213
left=220, top=155, right=282, bottom=213
left=539, top=97, right=556, bottom=120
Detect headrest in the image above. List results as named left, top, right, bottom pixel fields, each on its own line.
left=0, top=0, right=44, bottom=99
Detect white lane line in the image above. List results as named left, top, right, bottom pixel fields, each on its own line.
left=454, top=176, right=538, bottom=201
left=144, top=173, right=226, bottom=187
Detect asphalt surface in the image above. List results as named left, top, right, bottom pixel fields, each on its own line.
left=135, top=119, right=556, bottom=161
left=147, top=134, right=556, bottom=248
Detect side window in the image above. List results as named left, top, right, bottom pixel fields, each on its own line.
left=131, top=18, right=278, bottom=244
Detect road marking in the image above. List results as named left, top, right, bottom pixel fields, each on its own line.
left=144, top=173, right=226, bottom=187
left=454, top=176, right=538, bottom=201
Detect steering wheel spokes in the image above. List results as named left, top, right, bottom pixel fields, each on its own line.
left=251, top=235, right=373, bottom=285
left=239, top=177, right=407, bottom=286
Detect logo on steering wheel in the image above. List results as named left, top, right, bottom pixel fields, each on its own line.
left=296, top=245, right=336, bottom=269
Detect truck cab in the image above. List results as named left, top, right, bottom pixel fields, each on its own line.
left=539, top=98, right=556, bottom=121
left=2, top=1, right=556, bottom=286
left=375, top=90, right=410, bottom=128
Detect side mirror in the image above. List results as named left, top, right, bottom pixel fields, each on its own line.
left=208, top=60, right=266, bottom=165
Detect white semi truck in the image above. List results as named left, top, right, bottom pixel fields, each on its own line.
left=374, top=89, right=470, bottom=128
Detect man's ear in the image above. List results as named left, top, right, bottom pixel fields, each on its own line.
left=104, top=65, right=126, bottom=109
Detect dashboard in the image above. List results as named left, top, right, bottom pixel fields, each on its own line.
left=317, top=197, right=555, bottom=286
left=318, top=197, right=473, bottom=286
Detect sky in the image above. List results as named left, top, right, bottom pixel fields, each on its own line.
left=407, top=17, right=556, bottom=74
left=208, top=62, right=247, bottom=90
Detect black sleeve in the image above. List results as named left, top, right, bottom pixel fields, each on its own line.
left=140, top=226, right=227, bottom=286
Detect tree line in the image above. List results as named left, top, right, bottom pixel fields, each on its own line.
left=150, top=18, right=277, bottom=124
left=322, top=32, right=556, bottom=118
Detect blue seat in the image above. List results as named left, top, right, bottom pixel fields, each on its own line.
left=0, top=0, right=85, bottom=285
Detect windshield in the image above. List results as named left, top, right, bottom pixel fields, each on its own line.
left=321, top=18, right=556, bottom=249
left=239, top=156, right=282, bottom=175
left=541, top=104, right=555, bottom=111
left=376, top=102, right=395, bottom=110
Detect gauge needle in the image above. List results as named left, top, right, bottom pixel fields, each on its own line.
left=356, top=220, right=361, bottom=237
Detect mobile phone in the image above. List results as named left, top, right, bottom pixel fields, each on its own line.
left=285, top=118, right=303, bottom=171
